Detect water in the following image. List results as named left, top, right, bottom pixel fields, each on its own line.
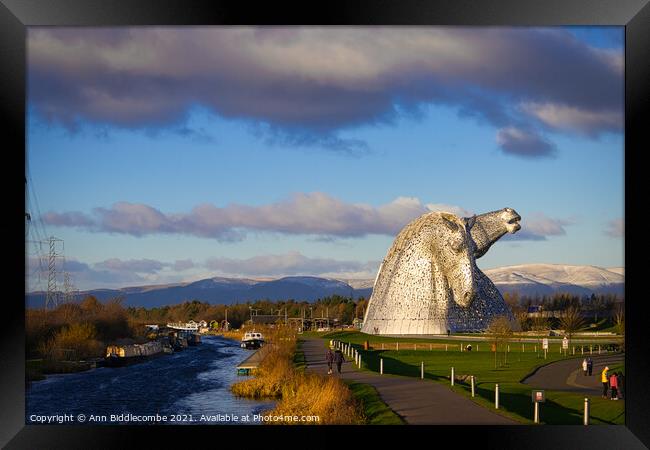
left=26, top=336, right=274, bottom=425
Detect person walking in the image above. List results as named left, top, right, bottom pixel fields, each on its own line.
left=601, top=366, right=610, bottom=398
left=582, top=358, right=588, bottom=376
left=333, top=348, right=345, bottom=374
left=609, top=372, right=619, bottom=400
left=587, top=357, right=593, bottom=376
left=325, top=347, right=334, bottom=375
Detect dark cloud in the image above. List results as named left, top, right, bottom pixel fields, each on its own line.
left=496, top=126, right=556, bottom=158
left=28, top=27, right=622, bottom=155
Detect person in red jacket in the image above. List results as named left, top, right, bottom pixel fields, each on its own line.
left=609, top=372, right=619, bottom=400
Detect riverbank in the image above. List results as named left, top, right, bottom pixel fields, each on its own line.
left=230, top=327, right=364, bottom=424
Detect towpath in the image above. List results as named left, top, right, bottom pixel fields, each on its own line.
left=301, top=338, right=516, bottom=425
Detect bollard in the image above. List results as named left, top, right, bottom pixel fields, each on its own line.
left=461, top=343, right=464, bottom=352
left=421, top=361, right=424, bottom=379
left=451, top=367, right=455, bottom=386
left=507, top=345, right=510, bottom=352
left=598, top=345, right=601, bottom=354
left=534, top=401, right=539, bottom=423
left=522, top=344, right=524, bottom=353
left=397, top=342, right=399, bottom=351
left=584, top=398, right=590, bottom=425
left=380, top=358, right=384, bottom=375
left=359, top=354, right=362, bottom=369
left=414, top=343, right=417, bottom=351
left=471, top=376, right=475, bottom=397
left=446, top=344, right=448, bottom=352
left=534, top=345, right=537, bottom=353
left=581, top=346, right=584, bottom=355
left=495, top=384, right=499, bottom=409
left=477, top=344, right=479, bottom=352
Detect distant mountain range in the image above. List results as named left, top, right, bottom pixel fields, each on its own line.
left=25, top=264, right=624, bottom=308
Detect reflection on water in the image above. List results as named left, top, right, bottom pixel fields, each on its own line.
left=26, top=336, right=274, bottom=425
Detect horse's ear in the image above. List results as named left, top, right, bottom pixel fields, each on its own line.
left=441, top=216, right=459, bottom=232
left=465, top=215, right=476, bottom=230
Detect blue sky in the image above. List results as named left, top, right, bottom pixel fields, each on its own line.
left=25, top=27, right=624, bottom=291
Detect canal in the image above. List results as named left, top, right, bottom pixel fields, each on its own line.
left=26, top=335, right=274, bottom=425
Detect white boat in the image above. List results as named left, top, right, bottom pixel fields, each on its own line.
left=241, top=331, right=265, bottom=349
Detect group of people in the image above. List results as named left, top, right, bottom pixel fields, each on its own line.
left=600, top=365, right=623, bottom=400
left=582, top=358, right=623, bottom=400
left=325, top=347, right=345, bottom=375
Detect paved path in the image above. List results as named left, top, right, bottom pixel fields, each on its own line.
left=523, top=353, right=624, bottom=397
left=301, top=338, right=516, bottom=425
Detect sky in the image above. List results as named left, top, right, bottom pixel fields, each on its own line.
left=25, top=26, right=624, bottom=292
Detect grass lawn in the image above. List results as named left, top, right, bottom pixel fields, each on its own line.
left=324, top=331, right=624, bottom=425
left=344, top=381, right=405, bottom=425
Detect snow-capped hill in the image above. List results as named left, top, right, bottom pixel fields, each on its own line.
left=278, top=276, right=350, bottom=289
left=483, top=264, right=624, bottom=297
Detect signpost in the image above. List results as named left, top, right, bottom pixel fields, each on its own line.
left=532, top=390, right=545, bottom=424
left=562, top=337, right=569, bottom=356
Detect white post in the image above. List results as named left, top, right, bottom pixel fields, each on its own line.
left=534, top=345, right=537, bottom=353
left=544, top=348, right=547, bottom=360
left=396, top=342, right=399, bottom=351
left=451, top=367, right=455, bottom=386
left=495, top=384, right=499, bottom=409
left=430, top=343, right=432, bottom=351
left=573, top=346, right=575, bottom=355
left=599, top=345, right=601, bottom=354
left=421, top=361, right=424, bottom=379
left=581, top=346, right=584, bottom=355
left=507, top=344, right=510, bottom=353
left=461, top=343, right=464, bottom=352
left=414, top=343, right=417, bottom=351
left=522, top=344, right=524, bottom=353
left=477, top=344, right=479, bottom=352
left=584, top=398, right=590, bottom=426
left=359, top=354, right=362, bottom=369
left=445, top=344, right=448, bottom=352
left=380, top=358, right=384, bottom=375
left=471, top=376, right=475, bottom=397
left=534, top=401, right=539, bottom=423
left=590, top=345, right=593, bottom=355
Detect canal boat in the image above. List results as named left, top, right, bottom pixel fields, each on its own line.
left=105, top=341, right=164, bottom=367
left=240, top=331, right=265, bottom=349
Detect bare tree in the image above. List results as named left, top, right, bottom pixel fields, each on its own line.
left=559, top=305, right=585, bottom=348
left=487, top=315, right=513, bottom=368
left=614, top=303, right=624, bottom=351
left=514, top=311, right=529, bottom=332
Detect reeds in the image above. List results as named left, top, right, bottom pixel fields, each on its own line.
left=231, top=327, right=364, bottom=424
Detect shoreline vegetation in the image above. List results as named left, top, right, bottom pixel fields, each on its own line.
left=230, top=326, right=365, bottom=424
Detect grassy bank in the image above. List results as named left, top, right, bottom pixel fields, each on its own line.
left=231, top=327, right=365, bottom=424
left=326, top=331, right=624, bottom=425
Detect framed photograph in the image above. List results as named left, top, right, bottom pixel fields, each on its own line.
left=3, top=0, right=648, bottom=447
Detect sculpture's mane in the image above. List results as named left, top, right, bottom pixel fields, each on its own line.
left=382, top=211, right=466, bottom=266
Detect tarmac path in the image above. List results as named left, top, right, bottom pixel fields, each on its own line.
left=301, top=338, right=517, bottom=425
left=522, top=353, right=625, bottom=397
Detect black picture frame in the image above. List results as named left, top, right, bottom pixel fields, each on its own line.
left=2, top=0, right=648, bottom=448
